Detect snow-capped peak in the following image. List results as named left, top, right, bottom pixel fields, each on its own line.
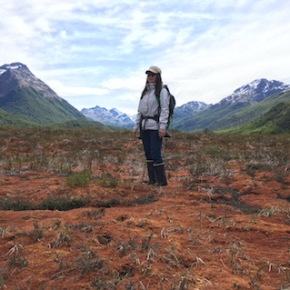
left=0, top=62, right=25, bottom=75
left=81, top=106, right=134, bottom=128
left=219, top=78, right=289, bottom=106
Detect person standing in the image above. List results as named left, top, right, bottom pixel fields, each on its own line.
left=133, top=66, right=169, bottom=186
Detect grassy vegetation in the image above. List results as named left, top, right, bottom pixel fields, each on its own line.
left=226, top=100, right=290, bottom=134
left=1, top=127, right=290, bottom=289
left=0, top=109, right=113, bottom=130
left=52, top=119, right=116, bottom=130
left=0, top=108, right=37, bottom=127
left=3, top=127, right=290, bottom=175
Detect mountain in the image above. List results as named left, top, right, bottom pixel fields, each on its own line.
left=82, top=101, right=209, bottom=129
left=2, top=64, right=289, bottom=133
left=81, top=106, right=134, bottom=128
left=225, top=89, right=290, bottom=134
left=174, top=78, right=290, bottom=132
left=0, top=62, right=86, bottom=125
left=218, top=79, right=288, bottom=105
left=172, top=101, right=210, bottom=123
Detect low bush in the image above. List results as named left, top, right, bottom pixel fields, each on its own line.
left=65, top=170, right=91, bottom=186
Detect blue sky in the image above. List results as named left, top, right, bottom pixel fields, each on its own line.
left=1, top=0, right=290, bottom=115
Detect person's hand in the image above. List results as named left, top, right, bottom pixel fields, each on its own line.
left=159, top=129, right=165, bottom=139
left=133, top=129, right=138, bottom=138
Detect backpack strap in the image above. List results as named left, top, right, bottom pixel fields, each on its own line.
left=155, top=86, right=167, bottom=106
left=156, top=86, right=173, bottom=129
left=139, top=114, right=159, bottom=132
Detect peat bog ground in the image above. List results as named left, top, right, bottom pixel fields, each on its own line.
left=1, top=127, right=290, bottom=289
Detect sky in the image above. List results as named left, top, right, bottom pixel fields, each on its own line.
left=1, top=0, right=290, bottom=116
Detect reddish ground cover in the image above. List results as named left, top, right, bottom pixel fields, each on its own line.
left=0, top=129, right=290, bottom=289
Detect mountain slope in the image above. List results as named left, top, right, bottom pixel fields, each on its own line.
left=0, top=63, right=86, bottom=125
left=174, top=79, right=290, bottom=131
left=54, top=119, right=117, bottom=131
left=0, top=107, right=36, bottom=127
left=226, top=90, right=290, bottom=134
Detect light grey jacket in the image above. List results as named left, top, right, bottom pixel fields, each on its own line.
left=133, top=83, right=169, bottom=131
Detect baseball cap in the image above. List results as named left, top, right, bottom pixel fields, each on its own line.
left=145, top=65, right=162, bottom=75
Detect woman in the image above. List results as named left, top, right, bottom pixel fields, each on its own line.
left=133, top=65, right=169, bottom=186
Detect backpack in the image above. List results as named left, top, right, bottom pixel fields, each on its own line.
left=138, top=85, right=175, bottom=139
left=156, top=85, right=176, bottom=129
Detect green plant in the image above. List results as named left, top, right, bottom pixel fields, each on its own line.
left=65, top=170, right=91, bottom=186
left=141, top=232, right=153, bottom=252
left=75, top=251, right=104, bottom=276
left=7, top=254, right=28, bottom=271
left=52, top=219, right=62, bottom=229
left=97, top=172, right=118, bottom=187
left=51, top=252, right=71, bottom=280
left=115, top=234, right=138, bottom=257
left=51, top=231, right=71, bottom=248
left=90, top=277, right=119, bottom=289
left=0, top=227, right=6, bottom=237
left=162, top=245, right=180, bottom=267
left=0, top=267, right=7, bottom=288
left=7, top=243, right=28, bottom=271
left=0, top=196, right=34, bottom=211
left=68, top=221, right=93, bottom=233
left=170, top=275, right=190, bottom=290
left=39, top=196, right=88, bottom=211
left=85, top=208, right=105, bottom=220
left=97, top=232, right=112, bottom=245
left=28, top=222, right=43, bottom=241
left=95, top=198, right=120, bottom=208
left=124, top=281, right=136, bottom=290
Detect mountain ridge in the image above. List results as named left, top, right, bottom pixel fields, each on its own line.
left=218, top=78, right=288, bottom=105
left=0, top=63, right=86, bottom=125
left=81, top=106, right=135, bottom=128
left=80, top=100, right=210, bottom=128
left=174, top=78, right=290, bottom=131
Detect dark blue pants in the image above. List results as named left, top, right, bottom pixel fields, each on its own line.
left=141, top=130, right=163, bottom=164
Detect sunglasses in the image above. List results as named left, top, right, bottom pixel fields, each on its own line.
left=147, top=72, right=157, bottom=77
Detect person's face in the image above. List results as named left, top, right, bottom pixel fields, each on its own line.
left=147, top=72, right=157, bottom=83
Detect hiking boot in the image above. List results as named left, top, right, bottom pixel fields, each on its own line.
left=146, top=160, right=156, bottom=184
left=154, top=163, right=167, bottom=186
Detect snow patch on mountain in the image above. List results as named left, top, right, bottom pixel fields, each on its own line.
left=173, top=101, right=210, bottom=119
left=219, top=78, right=290, bottom=106
left=81, top=106, right=134, bottom=128
left=178, top=101, right=209, bottom=112
left=0, top=62, right=24, bottom=73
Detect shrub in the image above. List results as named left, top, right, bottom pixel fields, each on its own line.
left=65, top=170, right=91, bottom=186
left=39, top=196, right=88, bottom=211
left=28, top=222, right=43, bottom=241
left=0, top=196, right=35, bottom=211
left=97, top=173, right=118, bottom=187
left=75, top=251, right=104, bottom=276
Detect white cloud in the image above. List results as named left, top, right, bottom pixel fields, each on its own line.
left=47, top=80, right=109, bottom=96
left=101, top=76, right=143, bottom=90
left=1, top=0, right=290, bottom=116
